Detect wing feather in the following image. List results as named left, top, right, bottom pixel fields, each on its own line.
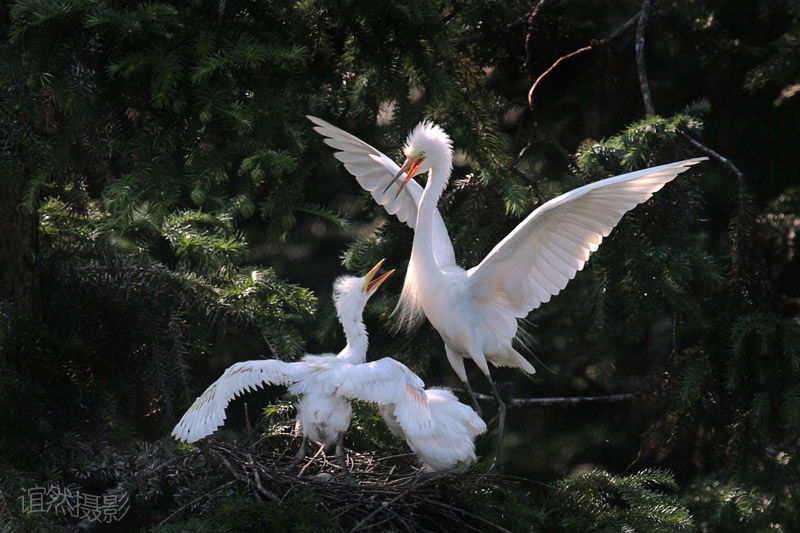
left=468, top=158, right=707, bottom=323
left=336, top=358, right=432, bottom=435
left=308, top=116, right=456, bottom=267
left=171, top=360, right=298, bottom=443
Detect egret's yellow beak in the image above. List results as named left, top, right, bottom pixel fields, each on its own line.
left=383, top=156, right=424, bottom=201
left=363, top=259, right=395, bottom=294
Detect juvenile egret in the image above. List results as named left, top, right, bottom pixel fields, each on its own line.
left=309, top=115, right=706, bottom=468
left=377, top=388, right=486, bottom=472
left=171, top=261, right=432, bottom=483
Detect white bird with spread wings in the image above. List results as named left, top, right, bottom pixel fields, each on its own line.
left=309, top=115, right=706, bottom=469
left=172, top=261, right=431, bottom=483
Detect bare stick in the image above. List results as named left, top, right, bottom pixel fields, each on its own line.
left=528, top=11, right=641, bottom=106
left=157, top=480, right=236, bottom=526
left=528, top=46, right=593, bottom=108
left=635, top=0, right=655, bottom=114
left=680, top=133, right=746, bottom=191
left=348, top=476, right=438, bottom=532
left=470, top=392, right=637, bottom=408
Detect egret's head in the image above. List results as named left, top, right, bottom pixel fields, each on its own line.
left=384, top=121, right=453, bottom=199
left=332, top=259, right=394, bottom=321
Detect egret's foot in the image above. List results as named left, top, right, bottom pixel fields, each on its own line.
left=411, top=469, right=452, bottom=487
left=486, top=457, right=504, bottom=475
left=343, top=471, right=358, bottom=486
left=476, top=460, right=503, bottom=483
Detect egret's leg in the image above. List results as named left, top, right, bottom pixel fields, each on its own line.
left=287, top=435, right=309, bottom=470
left=446, top=345, right=482, bottom=417
left=462, top=379, right=483, bottom=418
left=486, top=373, right=506, bottom=473
left=335, top=433, right=357, bottom=486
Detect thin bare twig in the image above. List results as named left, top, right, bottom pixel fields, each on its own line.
left=528, top=11, right=641, bottom=106
left=426, top=499, right=515, bottom=533
left=635, top=0, right=655, bottom=114
left=680, top=133, right=746, bottom=192
left=349, top=476, right=439, bottom=532
left=157, top=480, right=236, bottom=526
left=470, top=392, right=638, bottom=408
left=524, top=0, right=556, bottom=85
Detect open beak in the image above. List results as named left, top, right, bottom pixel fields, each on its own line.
left=382, top=157, right=424, bottom=201
left=363, top=259, right=395, bottom=294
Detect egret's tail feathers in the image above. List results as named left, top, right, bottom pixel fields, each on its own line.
left=491, top=347, right=536, bottom=375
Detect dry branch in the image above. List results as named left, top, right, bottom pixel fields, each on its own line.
left=471, top=392, right=638, bottom=408
left=635, top=0, right=655, bottom=114
left=139, top=434, right=528, bottom=532
left=527, top=10, right=641, bottom=107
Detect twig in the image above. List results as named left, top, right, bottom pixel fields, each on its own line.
left=210, top=447, right=280, bottom=502
left=529, top=46, right=593, bottom=108
left=635, top=0, right=655, bottom=114
left=157, top=480, right=235, bottom=526
left=426, top=499, right=514, bottom=533
left=469, top=392, right=638, bottom=408
left=524, top=0, right=556, bottom=85
left=528, top=11, right=641, bottom=106
left=348, top=476, right=439, bottom=532
left=680, top=133, right=746, bottom=192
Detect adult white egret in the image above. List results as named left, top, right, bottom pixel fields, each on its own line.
left=309, top=115, right=706, bottom=468
left=171, top=261, right=432, bottom=483
left=377, top=387, right=486, bottom=473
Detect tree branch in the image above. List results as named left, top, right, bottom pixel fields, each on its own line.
left=470, top=392, right=638, bottom=408
left=527, top=11, right=641, bottom=107
left=680, top=133, right=746, bottom=193
left=635, top=0, right=655, bottom=114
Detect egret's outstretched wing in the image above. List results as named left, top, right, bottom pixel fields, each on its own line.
left=467, top=158, right=707, bottom=337
left=308, top=116, right=456, bottom=267
left=172, top=360, right=299, bottom=443
left=337, top=358, right=432, bottom=435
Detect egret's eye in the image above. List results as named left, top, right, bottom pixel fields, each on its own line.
left=418, top=151, right=426, bottom=158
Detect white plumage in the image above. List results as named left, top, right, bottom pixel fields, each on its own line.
left=380, top=388, right=486, bottom=472
left=171, top=262, right=432, bottom=481
left=310, top=115, right=707, bottom=468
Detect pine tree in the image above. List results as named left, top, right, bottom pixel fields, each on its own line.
left=2, top=0, right=800, bottom=530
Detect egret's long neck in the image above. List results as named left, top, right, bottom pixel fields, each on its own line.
left=412, top=167, right=449, bottom=273
left=339, top=311, right=368, bottom=363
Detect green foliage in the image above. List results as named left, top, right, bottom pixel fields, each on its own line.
left=2, top=0, right=800, bottom=530
left=683, top=474, right=800, bottom=533
left=153, top=492, right=339, bottom=533
left=548, top=469, right=694, bottom=532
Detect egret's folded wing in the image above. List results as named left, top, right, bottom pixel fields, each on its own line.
left=171, top=360, right=298, bottom=443
left=467, top=158, right=707, bottom=337
left=337, top=358, right=432, bottom=435
left=308, top=116, right=456, bottom=267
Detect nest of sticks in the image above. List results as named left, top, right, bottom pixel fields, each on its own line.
left=140, top=429, right=524, bottom=532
